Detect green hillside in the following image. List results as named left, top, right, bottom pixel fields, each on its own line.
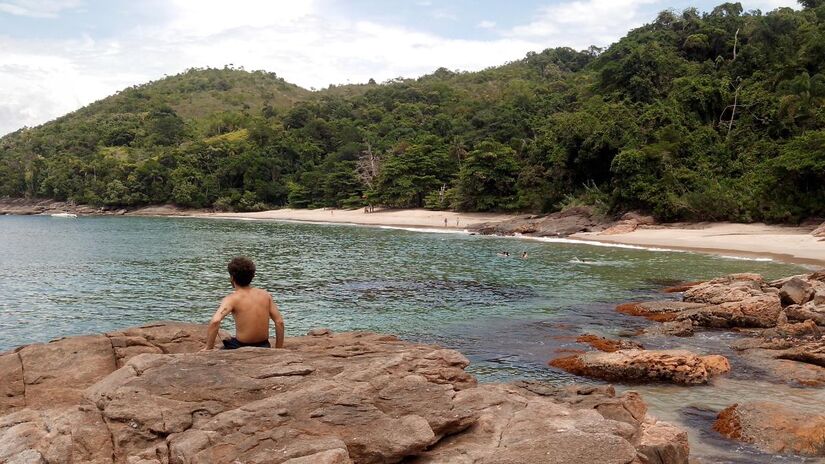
left=1, top=1, right=824, bottom=222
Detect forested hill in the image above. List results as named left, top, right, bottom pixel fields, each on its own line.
left=1, top=1, right=824, bottom=222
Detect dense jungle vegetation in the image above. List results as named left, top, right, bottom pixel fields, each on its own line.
left=1, top=1, right=824, bottom=222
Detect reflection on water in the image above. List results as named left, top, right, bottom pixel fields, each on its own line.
left=0, top=215, right=815, bottom=462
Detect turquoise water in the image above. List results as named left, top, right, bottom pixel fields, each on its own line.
left=0, top=215, right=818, bottom=462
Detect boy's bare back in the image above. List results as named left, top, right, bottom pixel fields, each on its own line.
left=203, top=257, right=285, bottom=350
left=222, top=287, right=280, bottom=344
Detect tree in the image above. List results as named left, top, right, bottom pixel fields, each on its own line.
left=456, top=141, right=520, bottom=211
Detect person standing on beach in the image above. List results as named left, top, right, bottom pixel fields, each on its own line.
left=202, top=257, right=285, bottom=350
left=444, top=217, right=448, bottom=228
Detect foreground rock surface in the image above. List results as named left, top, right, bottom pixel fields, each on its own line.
left=0, top=323, right=689, bottom=464
left=549, top=349, right=730, bottom=385
left=713, top=402, right=825, bottom=457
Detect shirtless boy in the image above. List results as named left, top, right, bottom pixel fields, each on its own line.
left=203, top=257, right=285, bottom=350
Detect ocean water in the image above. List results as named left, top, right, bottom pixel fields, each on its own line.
left=0, top=215, right=820, bottom=462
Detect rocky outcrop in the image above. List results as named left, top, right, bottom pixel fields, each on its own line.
left=471, top=206, right=607, bottom=237
left=683, top=273, right=768, bottom=305
left=0, top=323, right=690, bottom=464
left=549, top=349, right=730, bottom=385
left=713, top=402, right=825, bottom=457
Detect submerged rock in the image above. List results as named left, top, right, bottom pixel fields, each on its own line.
left=549, top=349, right=730, bottom=385
left=713, top=402, right=825, bottom=457
left=0, top=323, right=690, bottom=464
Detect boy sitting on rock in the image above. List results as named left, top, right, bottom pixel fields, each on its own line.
left=203, top=256, right=285, bottom=350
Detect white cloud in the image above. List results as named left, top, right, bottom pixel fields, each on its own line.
left=477, top=20, right=496, bottom=29
left=0, top=0, right=81, bottom=18
left=746, top=0, right=798, bottom=10
left=507, top=0, right=660, bottom=49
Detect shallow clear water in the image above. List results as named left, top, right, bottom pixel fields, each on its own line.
left=0, top=215, right=820, bottom=462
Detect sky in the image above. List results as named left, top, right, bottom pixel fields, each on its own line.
left=0, top=0, right=799, bottom=136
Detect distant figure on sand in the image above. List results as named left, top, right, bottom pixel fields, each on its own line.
left=203, top=257, right=285, bottom=350
left=444, top=217, right=448, bottom=227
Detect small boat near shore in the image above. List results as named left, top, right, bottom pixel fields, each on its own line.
left=50, top=212, right=78, bottom=218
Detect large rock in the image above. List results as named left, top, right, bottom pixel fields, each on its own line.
left=713, top=402, right=825, bottom=457
left=677, top=294, right=783, bottom=328
left=616, top=301, right=708, bottom=322
left=549, top=349, right=730, bottom=385
left=0, top=323, right=690, bottom=464
left=683, top=273, right=767, bottom=305
left=779, top=277, right=816, bottom=306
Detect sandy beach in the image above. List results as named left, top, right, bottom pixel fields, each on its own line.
left=573, top=223, right=824, bottom=267
left=200, top=207, right=520, bottom=230
left=199, top=208, right=824, bottom=266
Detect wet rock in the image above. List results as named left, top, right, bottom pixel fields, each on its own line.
left=616, top=301, right=708, bottom=322
left=677, top=294, right=782, bottom=328
left=713, top=402, right=825, bottom=457
left=576, top=334, right=644, bottom=352
left=779, top=277, right=816, bottom=306
left=549, top=349, right=730, bottom=385
left=642, top=320, right=695, bottom=337
left=683, top=273, right=767, bottom=305
left=732, top=334, right=825, bottom=387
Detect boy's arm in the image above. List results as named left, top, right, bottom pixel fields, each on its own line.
left=269, top=296, right=285, bottom=348
left=203, top=298, right=232, bottom=351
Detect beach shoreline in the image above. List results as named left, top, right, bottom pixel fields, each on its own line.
left=3, top=197, right=822, bottom=267
left=197, top=209, right=824, bottom=267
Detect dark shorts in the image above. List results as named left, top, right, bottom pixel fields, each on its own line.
left=222, top=337, right=271, bottom=349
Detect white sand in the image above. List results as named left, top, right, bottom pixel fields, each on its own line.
left=573, top=223, right=824, bottom=266
left=199, top=208, right=518, bottom=230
